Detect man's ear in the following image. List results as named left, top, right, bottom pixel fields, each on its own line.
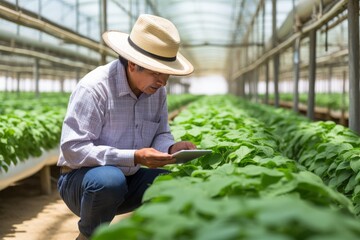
left=128, top=61, right=136, bottom=72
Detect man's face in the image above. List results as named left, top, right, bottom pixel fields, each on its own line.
left=128, top=62, right=170, bottom=96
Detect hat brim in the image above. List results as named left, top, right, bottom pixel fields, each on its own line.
left=102, top=31, right=194, bottom=76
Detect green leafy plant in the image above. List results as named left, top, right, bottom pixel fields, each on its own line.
left=241, top=96, right=360, bottom=215
left=93, top=95, right=359, bottom=240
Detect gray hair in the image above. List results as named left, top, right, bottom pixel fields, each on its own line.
left=119, top=55, right=145, bottom=72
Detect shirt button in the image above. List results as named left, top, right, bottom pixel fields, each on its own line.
left=135, top=124, right=138, bottom=128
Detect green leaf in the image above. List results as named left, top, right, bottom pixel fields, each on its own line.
left=188, top=127, right=202, bottom=137
left=237, top=165, right=284, bottom=178
left=229, top=146, right=254, bottom=163
left=336, top=161, right=350, bottom=171
left=312, top=163, right=328, bottom=177
left=200, top=135, right=218, bottom=149
left=334, top=170, right=353, bottom=188
left=350, top=157, right=360, bottom=172
left=200, top=153, right=223, bottom=168
left=195, top=219, right=240, bottom=240
left=345, top=175, right=358, bottom=194
left=256, top=145, right=274, bottom=157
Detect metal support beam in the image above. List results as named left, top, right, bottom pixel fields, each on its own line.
left=100, top=0, right=107, bottom=65
left=264, top=62, right=269, bottom=104
left=111, top=0, right=135, bottom=19
left=226, top=0, right=246, bottom=81
left=327, top=66, right=333, bottom=117
left=262, top=2, right=269, bottom=105
left=75, top=0, right=79, bottom=32
left=272, top=0, right=279, bottom=107
left=307, top=29, right=317, bottom=120
left=129, top=0, right=133, bottom=30
left=239, top=0, right=265, bottom=48
left=76, top=69, right=81, bottom=83
left=348, top=0, right=360, bottom=133
left=0, top=64, right=84, bottom=79
left=145, top=0, right=160, bottom=16
left=5, top=71, right=9, bottom=93
left=248, top=72, right=253, bottom=99
left=16, top=72, right=20, bottom=95
left=238, top=76, right=245, bottom=97
left=244, top=38, right=250, bottom=98
left=340, top=70, right=347, bottom=126
left=0, top=1, right=116, bottom=57
left=60, top=77, right=64, bottom=93
left=273, top=55, right=280, bottom=107
left=231, top=0, right=348, bottom=81
left=0, top=44, right=96, bottom=70
left=293, top=37, right=301, bottom=113
left=244, top=74, right=249, bottom=99
left=182, top=42, right=263, bottom=48
left=254, top=69, right=259, bottom=103
left=34, top=58, right=40, bottom=97
left=0, top=29, right=98, bottom=64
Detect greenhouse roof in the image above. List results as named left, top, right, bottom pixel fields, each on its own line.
left=0, top=0, right=338, bottom=79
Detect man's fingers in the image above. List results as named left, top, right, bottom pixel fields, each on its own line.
left=151, top=158, right=176, bottom=164
left=146, top=154, right=173, bottom=161
left=147, top=158, right=176, bottom=168
left=135, top=148, right=178, bottom=167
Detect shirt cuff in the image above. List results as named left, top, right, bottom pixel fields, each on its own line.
left=105, top=149, right=136, bottom=167
left=157, top=141, right=175, bottom=153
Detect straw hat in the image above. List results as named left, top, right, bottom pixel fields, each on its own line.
left=102, top=14, right=194, bottom=76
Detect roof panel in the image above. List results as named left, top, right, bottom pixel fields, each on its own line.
left=1, top=0, right=292, bottom=78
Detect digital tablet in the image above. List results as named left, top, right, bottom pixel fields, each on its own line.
left=171, top=150, right=212, bottom=164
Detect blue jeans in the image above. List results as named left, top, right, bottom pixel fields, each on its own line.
left=57, top=166, right=168, bottom=238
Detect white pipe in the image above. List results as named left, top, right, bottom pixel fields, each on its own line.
left=277, top=0, right=336, bottom=41
left=0, top=65, right=87, bottom=78
left=0, top=29, right=99, bottom=64
left=0, top=148, right=59, bottom=191
left=0, top=44, right=96, bottom=70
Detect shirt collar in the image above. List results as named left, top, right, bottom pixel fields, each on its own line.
left=115, top=60, right=151, bottom=100
left=114, top=60, right=136, bottom=98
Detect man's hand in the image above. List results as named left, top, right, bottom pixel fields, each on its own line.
left=134, top=148, right=176, bottom=168
left=168, top=141, right=197, bottom=154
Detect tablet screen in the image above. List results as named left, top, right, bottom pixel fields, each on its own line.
left=171, top=150, right=212, bottom=164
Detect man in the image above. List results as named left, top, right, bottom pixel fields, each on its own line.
left=57, top=14, right=196, bottom=240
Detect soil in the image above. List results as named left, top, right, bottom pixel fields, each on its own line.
left=0, top=165, right=129, bottom=240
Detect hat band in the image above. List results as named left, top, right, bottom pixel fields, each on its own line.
left=128, top=37, right=177, bottom=62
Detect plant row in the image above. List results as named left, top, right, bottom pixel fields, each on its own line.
left=167, top=94, right=202, bottom=112
left=0, top=92, right=70, bottom=114
left=0, top=108, right=66, bottom=172
left=93, top=95, right=360, bottom=240
left=0, top=92, right=69, bottom=171
left=239, top=97, right=360, bottom=215
left=0, top=93, right=201, bottom=172
left=259, top=93, right=348, bottom=111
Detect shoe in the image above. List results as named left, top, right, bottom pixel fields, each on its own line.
left=76, top=232, right=88, bottom=240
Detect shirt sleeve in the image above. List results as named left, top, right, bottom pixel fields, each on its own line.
left=59, top=85, right=136, bottom=168
left=151, top=94, right=175, bottom=153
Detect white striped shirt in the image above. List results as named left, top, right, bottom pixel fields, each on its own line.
left=57, top=60, right=175, bottom=175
